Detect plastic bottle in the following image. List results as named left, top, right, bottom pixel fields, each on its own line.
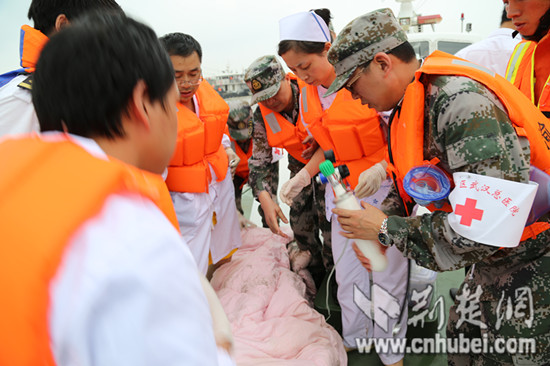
left=319, top=160, right=388, bottom=272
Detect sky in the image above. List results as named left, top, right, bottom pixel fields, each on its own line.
left=0, top=0, right=506, bottom=76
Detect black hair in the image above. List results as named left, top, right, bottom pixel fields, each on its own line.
left=159, top=33, right=203, bottom=62
left=33, top=11, right=174, bottom=139
left=278, top=8, right=333, bottom=56
left=359, top=42, right=416, bottom=76
left=27, top=0, right=122, bottom=35
left=388, top=41, right=417, bottom=63
left=523, top=7, right=550, bottom=42
left=501, top=7, right=511, bottom=26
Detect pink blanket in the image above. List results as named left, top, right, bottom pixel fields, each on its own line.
left=211, top=227, right=347, bottom=366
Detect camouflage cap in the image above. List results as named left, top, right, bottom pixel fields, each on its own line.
left=227, top=99, right=253, bottom=141
left=324, top=8, right=408, bottom=97
left=244, top=55, right=285, bottom=105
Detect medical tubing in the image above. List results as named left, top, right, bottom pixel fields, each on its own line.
left=324, top=237, right=350, bottom=322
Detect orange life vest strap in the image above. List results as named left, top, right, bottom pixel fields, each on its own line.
left=521, top=221, right=550, bottom=241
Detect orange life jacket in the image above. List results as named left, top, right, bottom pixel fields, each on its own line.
left=230, top=136, right=252, bottom=187
left=166, top=80, right=229, bottom=193
left=258, top=74, right=310, bottom=164
left=300, top=84, right=386, bottom=189
left=505, top=32, right=550, bottom=117
left=387, top=50, right=550, bottom=239
left=0, top=136, right=179, bottom=366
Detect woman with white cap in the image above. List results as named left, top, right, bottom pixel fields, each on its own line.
left=277, top=9, right=409, bottom=366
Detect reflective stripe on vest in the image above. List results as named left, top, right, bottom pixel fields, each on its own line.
left=0, top=136, right=178, bottom=366
left=505, top=41, right=532, bottom=84
left=264, top=112, right=282, bottom=134
left=505, top=36, right=550, bottom=113
left=301, top=86, right=308, bottom=114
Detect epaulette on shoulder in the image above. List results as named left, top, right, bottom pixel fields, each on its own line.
left=17, top=74, right=33, bottom=91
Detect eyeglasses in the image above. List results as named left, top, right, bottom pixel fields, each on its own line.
left=175, top=73, right=203, bottom=86
left=344, top=66, right=365, bottom=93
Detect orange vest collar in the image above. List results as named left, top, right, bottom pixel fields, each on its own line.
left=20, top=25, right=49, bottom=73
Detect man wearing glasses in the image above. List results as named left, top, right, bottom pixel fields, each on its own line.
left=160, top=33, right=242, bottom=275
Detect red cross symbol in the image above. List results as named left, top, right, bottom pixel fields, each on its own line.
left=455, top=198, right=484, bottom=226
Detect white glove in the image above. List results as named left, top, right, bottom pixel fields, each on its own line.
left=280, top=168, right=311, bottom=206
left=354, top=162, right=387, bottom=199
left=225, top=147, right=240, bottom=178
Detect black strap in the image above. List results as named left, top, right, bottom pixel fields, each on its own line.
left=387, top=104, right=411, bottom=216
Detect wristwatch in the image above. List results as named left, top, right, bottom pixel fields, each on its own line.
left=378, top=217, right=392, bottom=246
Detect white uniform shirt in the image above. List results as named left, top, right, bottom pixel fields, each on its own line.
left=48, top=134, right=220, bottom=366
left=0, top=74, right=40, bottom=138
left=454, top=28, right=521, bottom=77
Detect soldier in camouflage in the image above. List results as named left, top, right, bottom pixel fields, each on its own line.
left=329, top=8, right=550, bottom=365
left=226, top=99, right=276, bottom=227
left=245, top=55, right=332, bottom=287
left=226, top=100, right=255, bottom=214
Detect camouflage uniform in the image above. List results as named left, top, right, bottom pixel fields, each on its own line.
left=226, top=100, right=258, bottom=216
left=384, top=75, right=550, bottom=365
left=245, top=55, right=333, bottom=284
left=326, top=9, right=550, bottom=365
